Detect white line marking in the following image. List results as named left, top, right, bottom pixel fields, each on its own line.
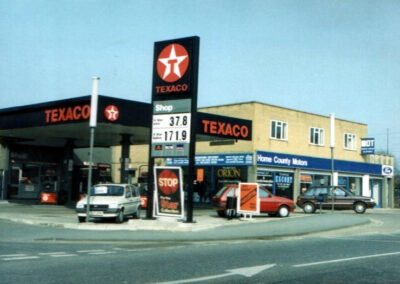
left=88, top=251, right=117, bottom=255
left=122, top=248, right=152, bottom=252
left=158, top=264, right=276, bottom=284
left=0, top=254, right=26, bottom=258
left=77, top=250, right=105, bottom=253
left=324, top=236, right=400, bottom=243
left=3, top=256, right=40, bottom=261
left=39, top=252, right=67, bottom=255
left=50, top=254, right=77, bottom=258
left=293, top=251, right=400, bottom=267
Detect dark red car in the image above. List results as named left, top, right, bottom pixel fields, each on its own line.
left=213, top=184, right=296, bottom=217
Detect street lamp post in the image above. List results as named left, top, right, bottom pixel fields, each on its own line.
left=86, top=77, right=100, bottom=222
left=330, top=113, right=335, bottom=212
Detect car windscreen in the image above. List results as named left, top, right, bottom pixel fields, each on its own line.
left=215, top=186, right=230, bottom=197
left=91, top=185, right=124, bottom=196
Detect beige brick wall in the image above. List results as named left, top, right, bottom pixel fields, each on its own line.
left=112, top=101, right=382, bottom=182
left=198, top=102, right=367, bottom=162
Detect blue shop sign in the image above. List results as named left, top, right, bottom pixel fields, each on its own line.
left=166, top=153, right=253, bottom=166
left=256, top=150, right=382, bottom=176
left=361, top=138, right=375, bottom=155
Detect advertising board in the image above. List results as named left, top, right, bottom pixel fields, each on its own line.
left=361, top=138, right=375, bottom=155
left=237, top=183, right=260, bottom=215
left=153, top=167, right=184, bottom=219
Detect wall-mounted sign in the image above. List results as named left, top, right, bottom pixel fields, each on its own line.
left=197, top=112, right=252, bottom=141
left=361, top=138, right=375, bottom=155
left=256, top=150, right=383, bottom=176
left=166, top=153, right=254, bottom=166
left=45, top=104, right=90, bottom=124
left=382, top=165, right=394, bottom=176
left=154, top=166, right=184, bottom=218
left=237, top=183, right=260, bottom=215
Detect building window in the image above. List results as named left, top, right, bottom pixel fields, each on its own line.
left=270, top=120, right=288, bottom=140
left=310, top=127, right=324, bottom=146
left=344, top=133, right=357, bottom=150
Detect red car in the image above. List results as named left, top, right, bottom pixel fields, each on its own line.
left=213, top=184, right=296, bottom=217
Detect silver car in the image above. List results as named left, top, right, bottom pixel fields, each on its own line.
left=76, top=184, right=142, bottom=223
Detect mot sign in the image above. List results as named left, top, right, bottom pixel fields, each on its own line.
left=361, top=138, right=375, bottom=155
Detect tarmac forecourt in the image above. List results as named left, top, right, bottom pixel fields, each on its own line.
left=0, top=200, right=375, bottom=242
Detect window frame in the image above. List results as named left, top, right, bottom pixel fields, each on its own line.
left=344, top=133, right=357, bottom=151
left=270, top=120, right=288, bottom=141
left=309, top=127, right=325, bottom=146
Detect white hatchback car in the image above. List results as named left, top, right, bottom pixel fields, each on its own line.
left=76, top=184, right=141, bottom=223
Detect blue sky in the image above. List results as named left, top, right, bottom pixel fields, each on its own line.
left=1, top=0, right=399, bottom=167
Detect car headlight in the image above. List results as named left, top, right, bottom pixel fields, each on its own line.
left=370, top=198, right=375, bottom=203
left=108, top=203, right=118, bottom=209
left=76, top=203, right=85, bottom=209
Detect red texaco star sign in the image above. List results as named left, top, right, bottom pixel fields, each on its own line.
left=104, top=105, right=119, bottom=121
left=157, top=44, right=189, bottom=83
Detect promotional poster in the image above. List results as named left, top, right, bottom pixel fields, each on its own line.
left=154, top=166, right=184, bottom=218
left=238, top=183, right=260, bottom=215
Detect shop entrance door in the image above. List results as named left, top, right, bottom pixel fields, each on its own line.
left=370, top=179, right=382, bottom=208
left=9, top=165, right=22, bottom=198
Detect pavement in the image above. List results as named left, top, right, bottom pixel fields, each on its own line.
left=0, top=199, right=393, bottom=242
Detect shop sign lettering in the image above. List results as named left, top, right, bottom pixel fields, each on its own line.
left=256, top=154, right=308, bottom=167
left=156, top=84, right=188, bottom=94
left=44, top=104, right=90, bottom=123
left=217, top=168, right=241, bottom=178
left=201, top=119, right=249, bottom=139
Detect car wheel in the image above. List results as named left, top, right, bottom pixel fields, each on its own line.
left=78, top=216, right=86, bottom=223
left=133, top=206, right=141, bottom=219
left=303, top=202, right=315, bottom=214
left=278, top=206, right=290, bottom=217
left=354, top=202, right=366, bottom=214
left=116, top=209, right=125, bottom=223
left=217, top=210, right=226, bottom=217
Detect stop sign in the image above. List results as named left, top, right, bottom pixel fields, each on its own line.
left=157, top=169, right=179, bottom=195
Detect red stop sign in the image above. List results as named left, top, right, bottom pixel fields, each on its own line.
left=157, top=169, right=179, bottom=195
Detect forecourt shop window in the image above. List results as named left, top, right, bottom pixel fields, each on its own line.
left=256, top=169, right=294, bottom=200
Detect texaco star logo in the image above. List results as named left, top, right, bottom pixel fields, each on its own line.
left=104, top=105, right=119, bottom=122
left=157, top=44, right=189, bottom=83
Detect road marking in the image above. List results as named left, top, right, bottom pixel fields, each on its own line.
left=39, top=252, right=68, bottom=255
left=88, top=251, right=116, bottom=255
left=0, top=254, right=26, bottom=258
left=293, top=251, right=400, bottom=267
left=50, top=254, right=77, bottom=257
left=323, top=236, right=400, bottom=243
left=77, top=249, right=105, bottom=253
left=2, top=256, right=40, bottom=261
left=157, top=263, right=276, bottom=284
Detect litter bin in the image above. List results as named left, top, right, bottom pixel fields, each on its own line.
left=226, top=196, right=237, bottom=219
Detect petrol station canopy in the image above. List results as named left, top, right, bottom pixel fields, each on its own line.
left=0, top=96, right=252, bottom=148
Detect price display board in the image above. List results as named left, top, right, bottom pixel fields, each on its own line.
left=152, top=113, right=191, bottom=143
left=151, top=100, right=191, bottom=157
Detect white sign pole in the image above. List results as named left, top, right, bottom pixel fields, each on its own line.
left=86, top=77, right=100, bottom=222
left=330, top=113, right=335, bottom=212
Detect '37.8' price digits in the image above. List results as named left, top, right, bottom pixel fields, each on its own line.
left=169, top=115, right=188, bottom=127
